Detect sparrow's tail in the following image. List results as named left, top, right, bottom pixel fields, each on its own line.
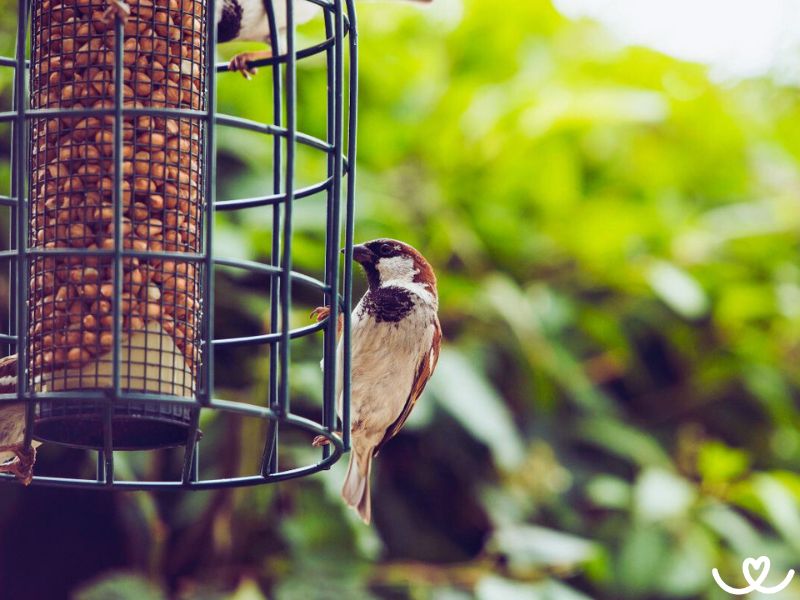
left=341, top=446, right=372, bottom=524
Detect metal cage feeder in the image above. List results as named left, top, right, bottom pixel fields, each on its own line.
left=0, top=0, right=356, bottom=489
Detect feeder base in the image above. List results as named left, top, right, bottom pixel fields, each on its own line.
left=34, top=399, right=194, bottom=450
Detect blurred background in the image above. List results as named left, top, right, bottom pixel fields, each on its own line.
left=1, top=0, right=800, bottom=598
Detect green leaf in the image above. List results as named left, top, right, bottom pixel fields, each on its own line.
left=656, top=526, right=716, bottom=598
left=585, top=475, right=632, bottom=510
left=489, top=525, right=597, bottom=570
left=576, top=418, right=672, bottom=468
left=229, top=579, right=268, bottom=600
left=475, top=576, right=541, bottom=600
left=429, top=349, right=526, bottom=470
left=697, top=441, right=750, bottom=484
left=753, top=474, right=800, bottom=553
left=476, top=576, right=594, bottom=600
left=616, top=525, right=669, bottom=597
left=633, top=468, right=697, bottom=522
left=700, top=503, right=768, bottom=558
left=73, top=573, right=166, bottom=600
left=647, top=261, right=709, bottom=319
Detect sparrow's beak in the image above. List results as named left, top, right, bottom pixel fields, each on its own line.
left=348, top=244, right=374, bottom=264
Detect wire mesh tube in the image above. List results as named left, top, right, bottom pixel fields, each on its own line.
left=28, top=0, right=206, bottom=448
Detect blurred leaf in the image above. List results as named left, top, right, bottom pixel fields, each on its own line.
left=700, top=503, right=767, bottom=558
left=489, top=525, right=597, bottom=570
left=647, top=261, right=709, bottom=320
left=429, top=349, right=526, bottom=470
left=483, top=274, right=614, bottom=412
left=576, top=418, right=672, bottom=468
left=74, top=573, right=167, bottom=600
left=697, top=441, right=750, bottom=484
left=616, top=525, right=669, bottom=597
left=230, top=579, right=267, bottom=600
left=633, top=468, right=696, bottom=522
left=753, top=474, right=800, bottom=553
left=431, top=589, right=474, bottom=600
left=476, top=576, right=593, bottom=600
left=585, top=475, right=631, bottom=510
left=656, top=525, right=715, bottom=598
left=475, top=576, right=541, bottom=600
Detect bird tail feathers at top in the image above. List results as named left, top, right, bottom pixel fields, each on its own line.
left=341, top=446, right=372, bottom=524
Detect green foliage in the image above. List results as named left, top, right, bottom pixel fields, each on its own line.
left=75, top=573, right=167, bottom=600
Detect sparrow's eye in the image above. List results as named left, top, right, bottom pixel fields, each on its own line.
left=379, top=243, right=393, bottom=257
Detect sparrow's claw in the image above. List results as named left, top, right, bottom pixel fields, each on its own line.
left=311, top=306, right=344, bottom=341
left=228, top=55, right=255, bottom=80
left=14, top=445, right=36, bottom=486
left=228, top=51, right=272, bottom=80
left=102, top=0, right=131, bottom=24
left=312, top=431, right=341, bottom=447
left=0, top=444, right=36, bottom=486
left=310, top=306, right=331, bottom=322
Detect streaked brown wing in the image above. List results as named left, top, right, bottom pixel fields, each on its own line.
left=0, top=354, right=17, bottom=394
left=373, top=317, right=441, bottom=456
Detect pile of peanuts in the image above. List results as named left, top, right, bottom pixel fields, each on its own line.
left=28, top=0, right=206, bottom=388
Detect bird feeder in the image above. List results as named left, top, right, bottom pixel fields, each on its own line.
left=0, top=0, right=355, bottom=487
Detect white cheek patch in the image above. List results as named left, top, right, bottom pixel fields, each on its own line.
left=376, top=255, right=417, bottom=284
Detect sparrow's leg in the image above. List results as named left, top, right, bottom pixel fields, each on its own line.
left=310, top=307, right=344, bottom=442
left=102, top=0, right=131, bottom=24
left=0, top=444, right=36, bottom=486
left=228, top=51, right=273, bottom=80
left=312, top=432, right=342, bottom=447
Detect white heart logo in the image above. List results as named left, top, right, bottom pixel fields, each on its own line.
left=713, top=555, right=795, bottom=595
left=744, top=556, right=770, bottom=586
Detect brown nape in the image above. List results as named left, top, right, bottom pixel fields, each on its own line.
left=409, top=250, right=437, bottom=293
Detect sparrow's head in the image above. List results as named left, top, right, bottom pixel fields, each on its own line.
left=349, top=239, right=437, bottom=296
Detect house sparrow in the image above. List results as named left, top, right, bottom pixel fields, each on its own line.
left=220, top=0, right=433, bottom=79
left=99, top=0, right=321, bottom=49
left=312, top=239, right=441, bottom=524
left=102, top=0, right=431, bottom=79
left=0, top=355, right=39, bottom=485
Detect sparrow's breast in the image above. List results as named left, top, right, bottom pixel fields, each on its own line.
left=346, top=289, right=437, bottom=448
